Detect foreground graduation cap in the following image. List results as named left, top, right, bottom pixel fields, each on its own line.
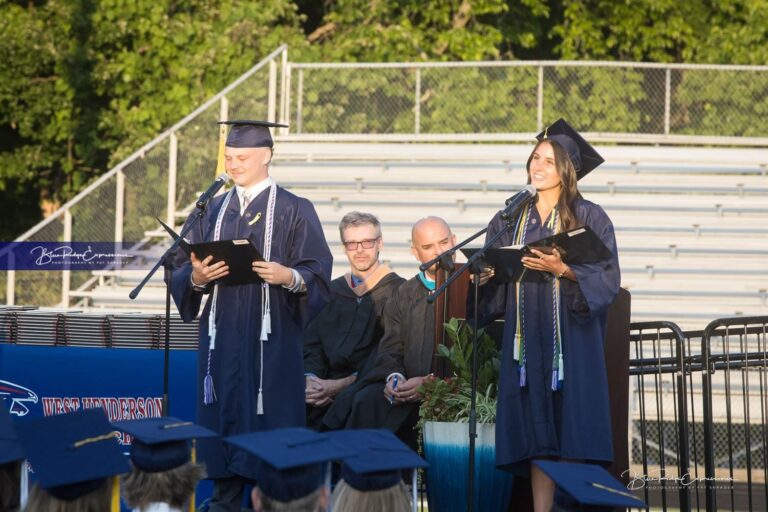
left=534, top=460, right=647, bottom=511
left=112, top=417, right=217, bottom=472
left=327, top=429, right=427, bottom=501
left=16, top=408, right=129, bottom=505
left=219, top=120, right=289, bottom=148
left=0, top=404, right=24, bottom=465
left=536, top=118, right=605, bottom=180
left=226, top=427, right=354, bottom=502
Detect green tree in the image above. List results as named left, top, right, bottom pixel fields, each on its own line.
left=0, top=0, right=306, bottom=239
left=4, top=0, right=768, bottom=242
left=300, top=0, right=509, bottom=62
left=554, top=0, right=768, bottom=64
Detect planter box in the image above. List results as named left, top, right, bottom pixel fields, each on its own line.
left=423, top=421, right=513, bottom=512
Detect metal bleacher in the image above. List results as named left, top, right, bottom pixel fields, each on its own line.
left=63, top=141, right=768, bottom=332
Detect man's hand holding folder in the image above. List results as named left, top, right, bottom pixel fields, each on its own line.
left=191, top=253, right=230, bottom=287
left=157, top=218, right=265, bottom=286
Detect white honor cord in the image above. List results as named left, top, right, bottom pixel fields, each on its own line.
left=325, top=461, right=332, bottom=512
left=20, top=461, right=29, bottom=509
left=257, top=182, right=278, bottom=415
left=260, top=181, right=277, bottom=341
left=411, top=469, right=417, bottom=512
left=207, top=189, right=235, bottom=350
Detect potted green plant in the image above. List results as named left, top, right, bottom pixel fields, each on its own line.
left=419, top=317, right=513, bottom=512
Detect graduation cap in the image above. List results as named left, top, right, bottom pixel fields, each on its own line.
left=225, top=427, right=355, bottom=502
left=533, top=460, right=647, bottom=510
left=536, top=118, right=605, bottom=180
left=326, top=429, right=428, bottom=492
left=218, top=120, right=288, bottom=148
left=0, top=404, right=24, bottom=464
left=16, top=408, right=129, bottom=504
left=112, top=417, right=217, bottom=473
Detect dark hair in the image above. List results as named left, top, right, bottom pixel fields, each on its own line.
left=0, top=460, right=21, bottom=512
left=23, top=478, right=112, bottom=512
left=525, top=139, right=582, bottom=231
left=258, top=487, right=324, bottom=512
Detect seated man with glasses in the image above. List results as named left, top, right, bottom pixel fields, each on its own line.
left=303, top=211, right=405, bottom=429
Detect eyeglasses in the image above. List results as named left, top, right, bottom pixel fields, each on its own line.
left=343, top=238, right=380, bottom=251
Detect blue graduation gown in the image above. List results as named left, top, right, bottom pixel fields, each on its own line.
left=170, top=186, right=332, bottom=480
left=478, top=197, right=621, bottom=474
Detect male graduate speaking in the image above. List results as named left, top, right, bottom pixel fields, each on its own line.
left=171, top=120, right=332, bottom=511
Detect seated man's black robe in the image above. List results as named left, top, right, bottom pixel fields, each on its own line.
left=322, top=275, right=435, bottom=439
left=303, top=267, right=404, bottom=428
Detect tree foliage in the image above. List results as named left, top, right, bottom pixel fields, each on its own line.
left=0, top=0, right=305, bottom=238
left=555, top=0, right=768, bottom=64
left=2, top=0, right=768, bottom=239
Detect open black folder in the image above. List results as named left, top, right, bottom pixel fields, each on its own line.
left=460, top=225, right=612, bottom=284
left=157, top=218, right=264, bottom=286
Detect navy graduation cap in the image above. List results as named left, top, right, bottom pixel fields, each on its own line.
left=533, top=460, right=647, bottom=510
left=536, top=118, right=605, bottom=180
left=226, top=427, right=355, bottom=502
left=0, top=404, right=24, bottom=464
left=326, top=429, right=428, bottom=492
left=16, top=408, right=129, bottom=502
left=112, top=416, right=217, bottom=473
left=219, top=120, right=288, bottom=148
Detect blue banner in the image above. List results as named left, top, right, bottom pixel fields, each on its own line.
left=0, top=344, right=214, bottom=508
left=0, top=242, right=142, bottom=270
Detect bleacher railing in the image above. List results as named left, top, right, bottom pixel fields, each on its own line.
left=630, top=316, right=768, bottom=512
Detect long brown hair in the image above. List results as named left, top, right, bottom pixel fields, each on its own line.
left=23, top=479, right=112, bottom=512
left=0, top=460, right=21, bottom=512
left=331, top=480, right=411, bottom=512
left=525, top=139, right=582, bottom=231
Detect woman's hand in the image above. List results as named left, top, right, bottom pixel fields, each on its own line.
left=521, top=248, right=569, bottom=278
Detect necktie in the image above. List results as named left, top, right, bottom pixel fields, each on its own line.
left=241, top=192, right=251, bottom=214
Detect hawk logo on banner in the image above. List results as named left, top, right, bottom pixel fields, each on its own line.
left=0, top=379, right=39, bottom=416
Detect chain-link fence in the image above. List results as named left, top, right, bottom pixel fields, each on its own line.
left=288, top=61, right=768, bottom=143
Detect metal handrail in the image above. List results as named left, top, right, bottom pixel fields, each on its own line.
left=701, top=316, right=768, bottom=512
left=290, top=60, right=768, bottom=72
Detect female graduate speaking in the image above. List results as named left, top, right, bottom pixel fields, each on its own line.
left=476, top=119, right=621, bottom=512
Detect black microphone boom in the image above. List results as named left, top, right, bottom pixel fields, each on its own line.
left=500, top=184, right=537, bottom=221
left=196, top=173, right=231, bottom=210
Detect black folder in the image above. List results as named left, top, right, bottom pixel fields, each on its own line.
left=461, top=225, right=612, bottom=284
left=157, top=218, right=264, bottom=286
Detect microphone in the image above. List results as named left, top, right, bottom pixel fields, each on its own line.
left=500, top=184, right=537, bottom=221
left=195, top=173, right=231, bottom=209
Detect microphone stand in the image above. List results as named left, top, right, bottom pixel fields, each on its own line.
left=426, top=218, right=518, bottom=512
left=128, top=202, right=213, bottom=416
left=419, top=228, right=487, bottom=274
